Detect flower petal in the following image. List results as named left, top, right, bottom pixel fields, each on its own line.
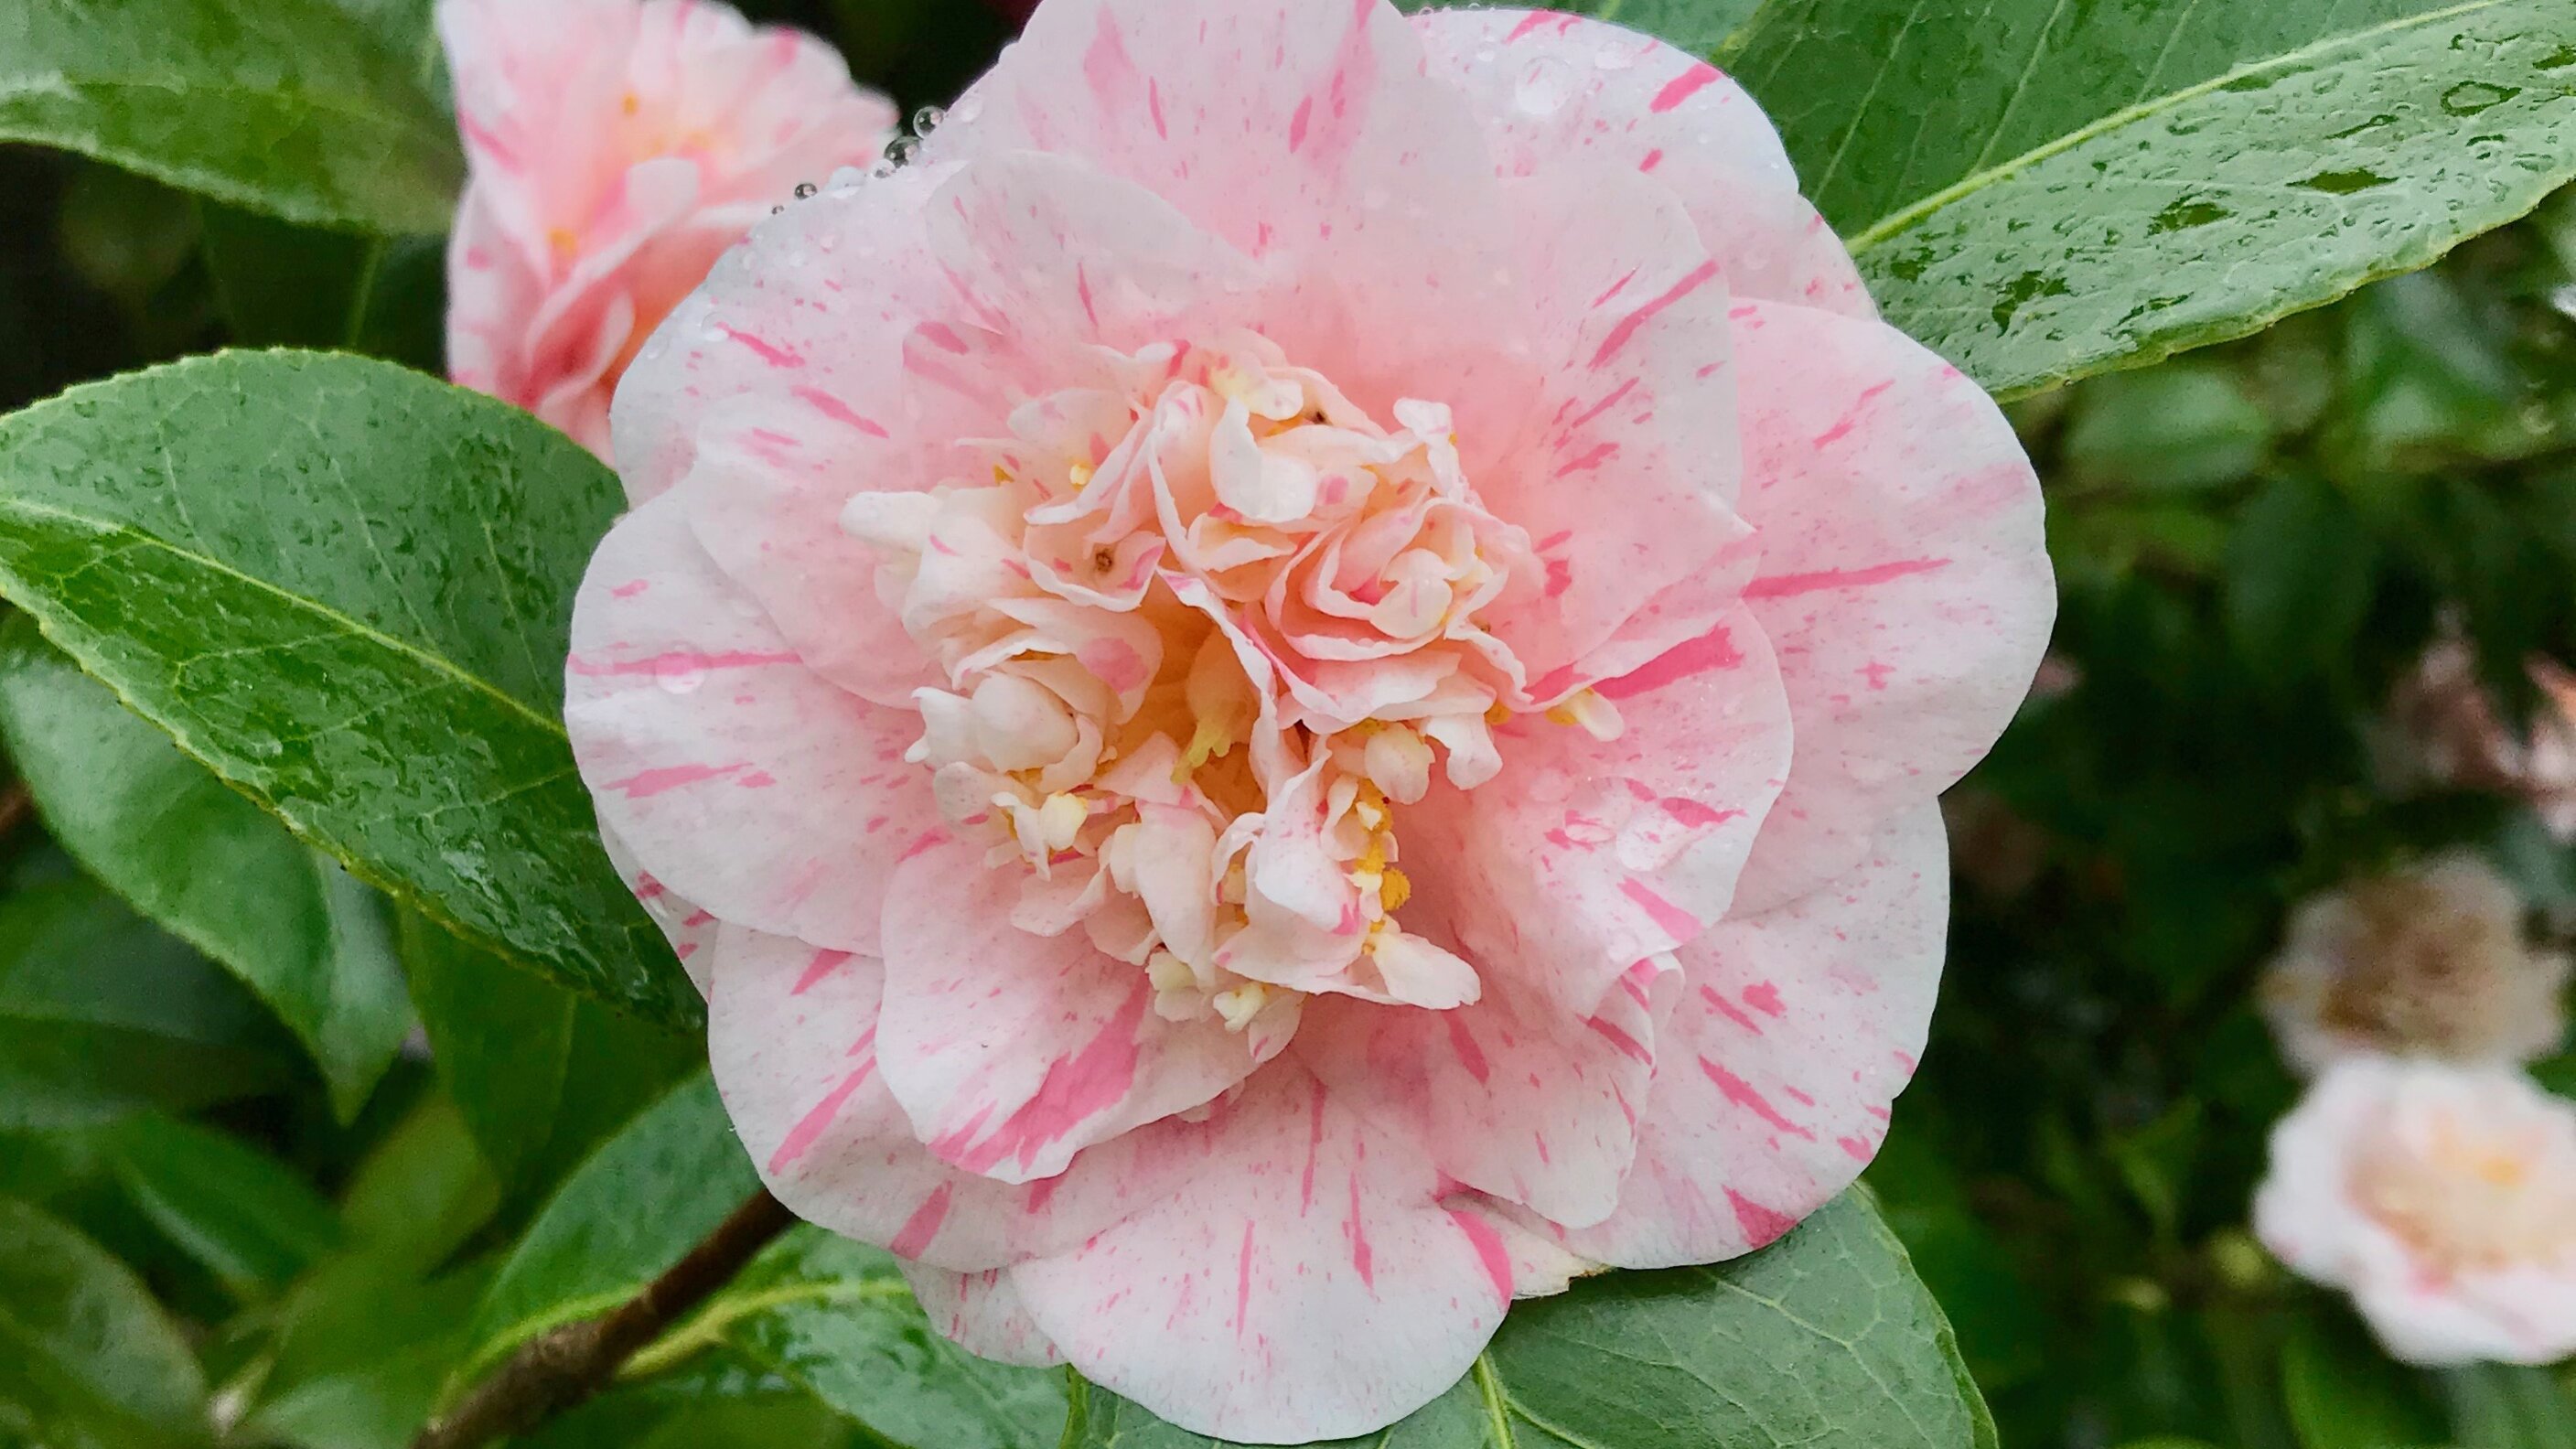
left=564, top=481, right=936, bottom=954
left=596, top=815, right=718, bottom=995
left=1551, top=802, right=1948, bottom=1268
left=1008, top=1066, right=1511, bottom=1443
left=1413, top=7, right=1872, bottom=319
left=1726, top=299, right=2051, bottom=913
left=896, top=1261, right=1066, bottom=1368
left=1476, top=165, right=1755, bottom=695
left=1411, top=606, right=1791, bottom=1019
left=876, top=834, right=1274, bottom=1184
left=1299, top=954, right=1679, bottom=1228
left=710, top=922, right=1183, bottom=1270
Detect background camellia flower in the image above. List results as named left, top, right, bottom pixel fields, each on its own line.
left=564, top=0, right=2053, bottom=1438
left=2260, top=852, right=2570, bottom=1076
left=2385, top=631, right=2576, bottom=841
left=438, top=0, right=896, bottom=459
left=2255, top=1057, right=2576, bottom=1366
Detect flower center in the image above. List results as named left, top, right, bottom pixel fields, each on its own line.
left=843, top=332, right=1615, bottom=1030
left=2349, top=1106, right=2576, bottom=1274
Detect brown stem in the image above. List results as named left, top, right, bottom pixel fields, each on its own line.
left=410, top=1189, right=797, bottom=1449
left=0, top=779, right=32, bottom=843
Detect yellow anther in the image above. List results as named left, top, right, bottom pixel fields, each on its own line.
left=1213, top=982, right=1269, bottom=1032
left=1068, top=461, right=1095, bottom=490
left=993, top=463, right=1014, bottom=483
left=547, top=227, right=580, bottom=262
left=1379, top=867, right=1412, bottom=913
left=1176, top=714, right=1235, bottom=778
left=620, top=91, right=640, bottom=115
left=1485, top=702, right=1512, bottom=725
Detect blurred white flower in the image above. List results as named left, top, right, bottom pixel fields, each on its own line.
left=2260, top=852, right=2567, bottom=1075
left=2255, top=1058, right=2576, bottom=1366
left=2385, top=633, right=2576, bottom=841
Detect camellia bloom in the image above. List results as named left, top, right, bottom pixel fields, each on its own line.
left=439, top=0, right=896, bottom=459
left=2261, top=853, right=2569, bottom=1076
left=565, top=0, right=2052, bottom=1437
left=2387, top=633, right=2576, bottom=840
left=2256, top=1058, right=2576, bottom=1366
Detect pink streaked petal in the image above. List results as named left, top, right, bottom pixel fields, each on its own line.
left=564, top=484, right=938, bottom=954
left=896, top=1261, right=1066, bottom=1368
left=596, top=816, right=719, bottom=996
left=1413, top=7, right=1874, bottom=321
left=1007, top=1065, right=1509, bottom=1443
left=1473, top=166, right=1749, bottom=694
left=1725, top=299, right=2052, bottom=914
left=1551, top=804, right=1948, bottom=1268
left=709, top=922, right=1191, bottom=1271
left=1299, top=951, right=1680, bottom=1227
left=876, top=835, right=1274, bottom=1184
left=1411, top=606, right=1792, bottom=1019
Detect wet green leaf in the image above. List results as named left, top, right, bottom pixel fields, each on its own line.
left=0, top=0, right=460, bottom=232
left=459, top=1073, right=756, bottom=1385
left=401, top=910, right=701, bottom=1207
left=646, top=1229, right=1070, bottom=1449
left=1729, top=0, right=2576, bottom=395
left=0, top=875, right=288, bottom=1127
left=0, top=617, right=412, bottom=1119
left=0, top=1196, right=207, bottom=1448
left=104, top=1112, right=342, bottom=1295
left=1065, top=1190, right=1993, bottom=1449
left=0, top=349, right=697, bottom=1027
left=1407, top=0, right=1762, bottom=59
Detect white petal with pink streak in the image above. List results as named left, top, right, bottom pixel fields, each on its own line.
left=1727, top=299, right=2051, bottom=914
left=1412, top=7, right=1873, bottom=320
left=564, top=482, right=938, bottom=955
left=896, top=1260, right=1066, bottom=1368
left=1008, top=1067, right=1515, bottom=1443
left=1554, top=802, right=1948, bottom=1268
left=875, top=836, right=1274, bottom=1185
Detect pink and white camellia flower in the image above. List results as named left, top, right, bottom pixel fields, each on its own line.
left=2256, top=1058, right=2576, bottom=1366
left=564, top=0, right=2054, bottom=1437
left=438, top=0, right=896, bottom=459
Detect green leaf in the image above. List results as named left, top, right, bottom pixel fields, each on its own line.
left=0, top=0, right=461, bottom=232
left=246, top=1252, right=495, bottom=1449
left=338, top=1090, right=500, bottom=1275
left=0, top=349, right=696, bottom=1026
left=634, top=1229, right=1070, bottom=1449
left=459, top=1072, right=756, bottom=1385
left=2280, top=1305, right=2446, bottom=1449
left=1064, top=1189, right=1994, bottom=1449
left=199, top=202, right=378, bottom=349
left=2224, top=474, right=2380, bottom=686
left=103, top=1112, right=342, bottom=1296
left=401, top=909, right=702, bottom=1206
left=2062, top=364, right=2274, bottom=494
left=1727, top=0, right=2576, bottom=396
left=0, top=1196, right=208, bottom=1448
left=2445, top=1365, right=2576, bottom=1449
left=0, top=875, right=289, bottom=1127
left=0, top=616, right=413, bottom=1119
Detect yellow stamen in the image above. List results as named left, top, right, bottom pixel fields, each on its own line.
left=1379, top=866, right=1412, bottom=913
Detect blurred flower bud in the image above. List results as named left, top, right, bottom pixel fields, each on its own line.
left=2259, top=852, right=2568, bottom=1075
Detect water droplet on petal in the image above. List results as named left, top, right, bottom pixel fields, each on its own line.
left=793, top=181, right=818, bottom=199
left=913, top=104, right=946, bottom=134
left=1513, top=56, right=1576, bottom=116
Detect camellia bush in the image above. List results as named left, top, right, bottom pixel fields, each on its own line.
left=1, top=0, right=2573, bottom=1447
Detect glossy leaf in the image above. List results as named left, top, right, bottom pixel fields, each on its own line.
left=653, top=1230, right=1071, bottom=1449
left=0, top=1196, right=208, bottom=1448
left=0, top=0, right=461, bottom=232
left=337, top=1091, right=501, bottom=1275
left=2443, top=1366, right=2576, bottom=1449
left=402, top=909, right=702, bottom=1206
left=0, top=617, right=412, bottom=1118
left=459, top=1072, right=756, bottom=1384
left=2280, top=1306, right=2446, bottom=1449
left=1727, top=0, right=2576, bottom=395
left=0, top=875, right=288, bottom=1127
left=1065, top=1189, right=1994, bottom=1449
left=0, top=349, right=696, bottom=1026
left=104, top=1112, right=343, bottom=1295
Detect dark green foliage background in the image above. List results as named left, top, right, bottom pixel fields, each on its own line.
left=2, top=0, right=2575, bottom=1446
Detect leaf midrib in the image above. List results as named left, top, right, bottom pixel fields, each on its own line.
left=1842, top=0, right=2512, bottom=253
left=0, top=493, right=567, bottom=741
